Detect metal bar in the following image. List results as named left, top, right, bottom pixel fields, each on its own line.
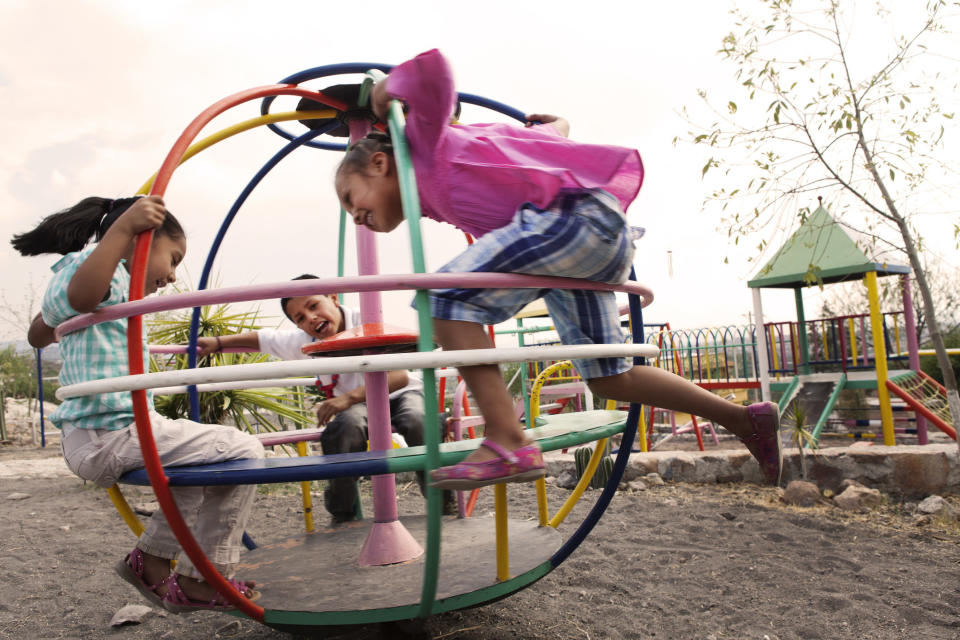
left=886, top=380, right=956, bottom=440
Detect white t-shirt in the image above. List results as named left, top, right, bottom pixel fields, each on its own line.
left=256, top=305, right=422, bottom=400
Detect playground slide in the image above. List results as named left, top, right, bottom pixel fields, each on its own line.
left=886, top=371, right=957, bottom=440
left=778, top=374, right=846, bottom=445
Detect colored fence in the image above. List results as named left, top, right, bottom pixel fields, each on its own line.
left=644, top=311, right=909, bottom=387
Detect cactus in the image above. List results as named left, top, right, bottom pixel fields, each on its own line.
left=574, top=442, right=614, bottom=489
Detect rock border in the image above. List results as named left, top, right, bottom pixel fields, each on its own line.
left=545, top=444, right=960, bottom=497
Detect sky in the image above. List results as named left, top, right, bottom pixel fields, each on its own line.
left=1, top=0, right=957, bottom=343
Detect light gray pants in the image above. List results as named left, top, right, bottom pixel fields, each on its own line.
left=61, top=412, right=264, bottom=578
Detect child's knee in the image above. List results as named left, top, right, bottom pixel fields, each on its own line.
left=247, top=438, right=265, bottom=460
left=328, top=406, right=367, bottom=432
left=586, top=371, right=627, bottom=395
left=230, top=430, right=265, bottom=460
left=393, top=413, right=425, bottom=441
left=320, top=419, right=366, bottom=453
left=432, top=318, right=454, bottom=345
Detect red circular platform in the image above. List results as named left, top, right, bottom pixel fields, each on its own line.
left=301, top=322, right=420, bottom=357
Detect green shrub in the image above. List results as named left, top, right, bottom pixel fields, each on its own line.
left=148, top=296, right=312, bottom=434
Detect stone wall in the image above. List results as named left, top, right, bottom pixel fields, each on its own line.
left=545, top=444, right=960, bottom=497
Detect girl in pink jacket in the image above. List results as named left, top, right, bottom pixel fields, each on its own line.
left=334, top=49, right=782, bottom=489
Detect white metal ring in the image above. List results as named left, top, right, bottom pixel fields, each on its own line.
left=57, top=344, right=659, bottom=400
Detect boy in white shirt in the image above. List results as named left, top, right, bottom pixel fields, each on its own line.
left=199, top=274, right=454, bottom=522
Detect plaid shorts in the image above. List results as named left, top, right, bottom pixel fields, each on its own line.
left=429, top=189, right=636, bottom=380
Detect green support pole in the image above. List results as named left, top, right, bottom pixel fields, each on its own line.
left=794, top=287, right=811, bottom=375
left=517, top=318, right=531, bottom=427
left=777, top=375, right=801, bottom=413
left=336, top=207, right=347, bottom=304
left=380, top=88, right=442, bottom=619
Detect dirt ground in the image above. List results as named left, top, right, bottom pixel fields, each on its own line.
left=2, top=441, right=959, bottom=640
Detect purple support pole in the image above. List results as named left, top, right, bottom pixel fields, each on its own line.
left=900, top=275, right=928, bottom=444
left=347, top=118, right=423, bottom=566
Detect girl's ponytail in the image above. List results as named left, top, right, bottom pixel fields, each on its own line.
left=11, top=196, right=143, bottom=256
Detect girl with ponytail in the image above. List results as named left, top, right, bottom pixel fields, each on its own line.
left=11, top=195, right=264, bottom=613
left=12, top=195, right=183, bottom=256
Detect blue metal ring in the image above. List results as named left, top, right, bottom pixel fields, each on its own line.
left=260, top=63, right=527, bottom=150
left=550, top=267, right=645, bottom=568
left=262, top=63, right=393, bottom=150
left=184, top=123, right=337, bottom=419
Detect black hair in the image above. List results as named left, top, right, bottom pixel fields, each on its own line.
left=280, top=274, right=320, bottom=320
left=335, top=131, right=394, bottom=179
left=10, top=196, right=185, bottom=257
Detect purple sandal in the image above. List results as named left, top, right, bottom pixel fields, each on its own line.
left=114, top=547, right=170, bottom=608
left=740, top=401, right=783, bottom=486
left=161, top=573, right=258, bottom=614
left=429, top=439, right=545, bottom=490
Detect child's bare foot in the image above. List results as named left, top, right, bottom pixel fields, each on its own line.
left=115, top=548, right=171, bottom=608
left=719, top=405, right=754, bottom=439
left=161, top=573, right=258, bottom=613
left=459, top=423, right=532, bottom=465
left=173, top=574, right=257, bottom=601
left=140, top=551, right=173, bottom=586
left=120, top=548, right=257, bottom=612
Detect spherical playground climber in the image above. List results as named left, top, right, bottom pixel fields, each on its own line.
left=52, top=61, right=659, bottom=633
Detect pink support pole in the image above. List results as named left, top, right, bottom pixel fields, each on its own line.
left=452, top=381, right=468, bottom=518
left=347, top=118, right=423, bottom=566
left=900, top=275, right=928, bottom=444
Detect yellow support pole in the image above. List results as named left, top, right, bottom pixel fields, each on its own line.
left=848, top=318, right=858, bottom=364
left=547, top=437, right=609, bottom=528
left=821, top=320, right=829, bottom=360
left=529, top=360, right=577, bottom=526
left=107, top=485, right=145, bottom=537
left=789, top=323, right=799, bottom=368
left=135, top=110, right=336, bottom=195
left=297, top=441, right=315, bottom=532
left=534, top=477, right=549, bottom=528
left=636, top=399, right=648, bottom=452
left=494, top=484, right=509, bottom=581
left=768, top=325, right=780, bottom=373
left=528, top=365, right=554, bottom=527
left=865, top=272, right=895, bottom=445
left=528, top=363, right=624, bottom=526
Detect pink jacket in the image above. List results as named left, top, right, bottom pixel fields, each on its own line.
left=386, top=49, right=644, bottom=238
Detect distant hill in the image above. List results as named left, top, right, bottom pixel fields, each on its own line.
left=1, top=340, right=61, bottom=363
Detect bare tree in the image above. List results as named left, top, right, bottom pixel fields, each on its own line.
left=0, top=277, right=42, bottom=343
left=685, top=0, right=960, bottom=438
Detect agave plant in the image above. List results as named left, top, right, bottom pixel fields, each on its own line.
left=147, top=289, right=313, bottom=434
left=786, top=403, right=819, bottom=481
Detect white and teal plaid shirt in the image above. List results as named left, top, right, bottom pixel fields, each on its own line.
left=42, top=246, right=153, bottom=431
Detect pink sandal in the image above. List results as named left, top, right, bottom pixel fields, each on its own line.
left=114, top=547, right=171, bottom=608
left=429, top=439, right=545, bottom=490
left=161, top=573, right=258, bottom=614
left=739, top=401, right=783, bottom=486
